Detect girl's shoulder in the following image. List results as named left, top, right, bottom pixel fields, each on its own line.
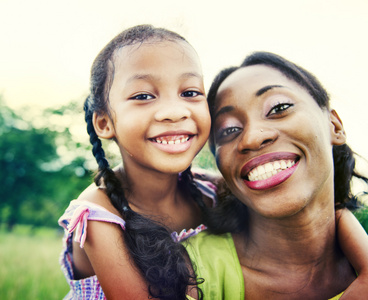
left=77, top=182, right=120, bottom=212
left=58, top=184, right=126, bottom=247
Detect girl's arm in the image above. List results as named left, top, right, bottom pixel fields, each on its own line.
left=336, top=208, right=368, bottom=299
left=76, top=187, right=150, bottom=300
left=84, top=219, right=150, bottom=300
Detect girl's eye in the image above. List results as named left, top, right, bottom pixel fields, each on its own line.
left=130, top=94, right=154, bottom=101
left=181, top=90, right=202, bottom=98
left=267, top=103, right=293, bottom=116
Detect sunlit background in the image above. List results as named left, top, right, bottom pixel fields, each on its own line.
left=1, top=1, right=368, bottom=298
left=1, top=0, right=368, bottom=159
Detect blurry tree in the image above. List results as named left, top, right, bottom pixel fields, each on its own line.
left=0, top=97, right=93, bottom=230
left=0, top=97, right=56, bottom=229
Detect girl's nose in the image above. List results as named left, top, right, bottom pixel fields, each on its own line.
left=154, top=99, right=191, bottom=122
left=237, top=124, right=278, bottom=153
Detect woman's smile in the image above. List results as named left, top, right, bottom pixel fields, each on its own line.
left=241, top=152, right=300, bottom=190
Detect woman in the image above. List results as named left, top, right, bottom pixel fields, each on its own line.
left=185, top=51, right=368, bottom=299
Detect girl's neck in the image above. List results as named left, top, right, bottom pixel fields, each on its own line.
left=117, top=164, right=202, bottom=232
left=118, top=164, right=181, bottom=211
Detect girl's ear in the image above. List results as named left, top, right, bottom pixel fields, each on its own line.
left=329, top=109, right=346, bottom=146
left=93, top=112, right=115, bottom=139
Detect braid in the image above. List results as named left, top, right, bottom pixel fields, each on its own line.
left=84, top=97, right=131, bottom=211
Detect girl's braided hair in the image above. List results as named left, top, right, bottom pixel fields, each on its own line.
left=84, top=24, right=207, bottom=299
left=206, top=51, right=368, bottom=234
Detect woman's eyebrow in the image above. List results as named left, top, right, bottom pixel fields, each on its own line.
left=256, top=85, right=284, bottom=96
left=213, top=105, right=234, bottom=120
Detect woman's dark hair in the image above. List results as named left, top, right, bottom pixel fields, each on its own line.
left=207, top=51, right=367, bottom=233
left=84, top=24, right=206, bottom=300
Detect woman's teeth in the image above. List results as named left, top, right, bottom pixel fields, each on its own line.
left=154, top=136, right=189, bottom=145
left=247, top=160, right=295, bottom=182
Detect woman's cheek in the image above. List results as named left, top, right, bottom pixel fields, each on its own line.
left=216, top=147, right=231, bottom=177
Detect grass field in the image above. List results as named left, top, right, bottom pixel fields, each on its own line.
left=0, top=226, right=69, bottom=300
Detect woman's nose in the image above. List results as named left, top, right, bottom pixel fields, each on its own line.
left=237, top=124, right=278, bottom=153
left=154, top=98, right=191, bottom=122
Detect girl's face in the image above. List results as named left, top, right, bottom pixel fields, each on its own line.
left=96, top=40, right=210, bottom=176
left=212, top=65, right=344, bottom=218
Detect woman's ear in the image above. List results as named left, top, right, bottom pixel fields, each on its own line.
left=329, top=109, right=346, bottom=146
left=93, top=112, right=115, bottom=139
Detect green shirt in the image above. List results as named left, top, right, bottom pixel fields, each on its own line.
left=184, top=231, right=244, bottom=299
left=184, top=231, right=344, bottom=300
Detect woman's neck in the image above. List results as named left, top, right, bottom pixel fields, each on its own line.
left=240, top=206, right=337, bottom=265
left=234, top=201, right=355, bottom=299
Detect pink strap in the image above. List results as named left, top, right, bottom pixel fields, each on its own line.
left=68, top=206, right=90, bottom=248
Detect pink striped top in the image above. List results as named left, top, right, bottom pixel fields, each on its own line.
left=58, top=179, right=216, bottom=299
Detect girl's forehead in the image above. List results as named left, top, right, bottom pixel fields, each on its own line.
left=114, top=39, right=200, bottom=65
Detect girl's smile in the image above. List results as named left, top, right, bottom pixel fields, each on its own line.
left=149, top=132, right=195, bottom=154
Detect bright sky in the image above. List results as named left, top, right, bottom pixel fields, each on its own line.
left=1, top=0, right=368, bottom=168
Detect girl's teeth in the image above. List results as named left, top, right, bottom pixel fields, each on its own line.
left=248, top=160, right=295, bottom=182
left=154, top=136, right=189, bottom=144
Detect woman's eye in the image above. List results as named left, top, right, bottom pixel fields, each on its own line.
left=181, top=90, right=202, bottom=98
left=267, top=103, right=293, bottom=116
left=217, top=126, right=242, bottom=140
left=223, top=127, right=240, bottom=136
left=130, top=94, right=154, bottom=101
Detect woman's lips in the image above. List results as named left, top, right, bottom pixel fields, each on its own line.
left=241, top=152, right=300, bottom=190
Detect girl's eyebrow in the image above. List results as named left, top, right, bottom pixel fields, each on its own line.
left=127, top=72, right=202, bottom=83
left=127, top=74, right=155, bottom=83
left=180, top=72, right=203, bottom=79
left=256, top=85, right=285, bottom=96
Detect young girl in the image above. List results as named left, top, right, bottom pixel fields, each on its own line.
left=58, top=24, right=214, bottom=300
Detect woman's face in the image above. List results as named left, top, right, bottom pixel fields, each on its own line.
left=212, top=65, right=344, bottom=218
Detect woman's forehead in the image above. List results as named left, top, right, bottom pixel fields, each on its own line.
left=216, top=65, right=307, bottom=103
